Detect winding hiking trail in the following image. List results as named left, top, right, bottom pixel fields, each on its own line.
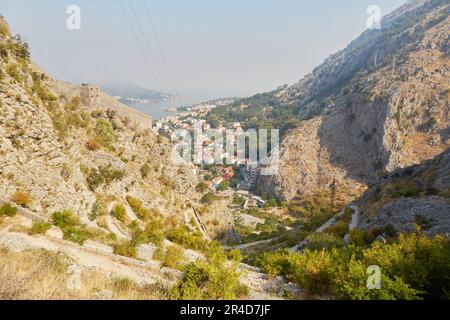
left=190, top=208, right=212, bottom=241
left=291, top=204, right=360, bottom=252
left=224, top=205, right=360, bottom=252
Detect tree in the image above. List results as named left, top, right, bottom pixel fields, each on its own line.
left=217, top=181, right=230, bottom=192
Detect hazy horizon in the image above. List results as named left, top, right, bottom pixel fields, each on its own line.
left=0, top=0, right=406, bottom=100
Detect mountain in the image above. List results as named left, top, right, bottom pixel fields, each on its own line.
left=358, top=149, right=450, bottom=236
left=0, top=15, right=297, bottom=300
left=101, top=84, right=176, bottom=105
left=253, top=0, right=450, bottom=200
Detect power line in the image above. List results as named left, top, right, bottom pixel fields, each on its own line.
left=152, top=0, right=183, bottom=94
left=117, top=0, right=162, bottom=92
left=127, top=0, right=168, bottom=93
left=143, top=0, right=178, bottom=96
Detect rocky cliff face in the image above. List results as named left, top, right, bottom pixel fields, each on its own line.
left=261, top=0, right=449, bottom=200
left=358, top=149, right=450, bottom=236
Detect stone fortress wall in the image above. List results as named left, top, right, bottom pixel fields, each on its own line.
left=52, top=81, right=152, bottom=131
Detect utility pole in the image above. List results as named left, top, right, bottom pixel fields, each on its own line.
left=392, top=55, right=396, bottom=77
left=330, top=177, right=337, bottom=213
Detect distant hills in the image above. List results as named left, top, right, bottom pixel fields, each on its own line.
left=101, top=84, right=178, bottom=105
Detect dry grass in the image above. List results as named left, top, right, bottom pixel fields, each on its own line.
left=0, top=247, right=168, bottom=300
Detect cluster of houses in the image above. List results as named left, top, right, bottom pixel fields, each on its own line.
left=203, top=166, right=235, bottom=191
left=153, top=103, right=217, bottom=135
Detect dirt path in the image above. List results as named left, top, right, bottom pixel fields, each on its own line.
left=291, top=204, right=359, bottom=252
left=190, top=208, right=211, bottom=241
left=0, top=228, right=172, bottom=287
left=348, top=205, right=360, bottom=231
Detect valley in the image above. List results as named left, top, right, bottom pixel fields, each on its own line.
left=0, top=0, right=449, bottom=301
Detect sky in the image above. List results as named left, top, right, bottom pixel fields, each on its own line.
left=0, top=0, right=407, bottom=99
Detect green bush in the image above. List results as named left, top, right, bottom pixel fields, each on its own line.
left=8, top=35, right=30, bottom=60
left=52, top=210, right=79, bottom=229
left=96, top=119, right=115, bottom=147
left=163, top=246, right=185, bottom=269
left=30, top=221, right=52, bottom=235
left=195, top=182, right=208, bottom=193
left=324, top=220, right=349, bottom=238
left=169, top=245, right=248, bottom=300
left=140, top=163, right=151, bottom=179
left=166, top=226, right=206, bottom=251
left=0, top=20, right=9, bottom=37
left=52, top=210, right=91, bottom=245
left=61, top=225, right=91, bottom=245
left=232, top=195, right=246, bottom=207
left=5, top=63, right=22, bottom=82
left=217, top=181, right=230, bottom=192
left=200, top=192, right=218, bottom=205
left=87, top=165, right=125, bottom=191
left=306, top=233, right=345, bottom=251
left=112, top=204, right=127, bottom=223
left=227, top=249, right=243, bottom=262
left=0, top=203, right=17, bottom=217
left=256, top=233, right=450, bottom=300
left=387, top=180, right=421, bottom=199
left=126, top=196, right=151, bottom=220
left=90, top=199, right=106, bottom=221
left=113, top=242, right=137, bottom=258
left=131, top=220, right=165, bottom=246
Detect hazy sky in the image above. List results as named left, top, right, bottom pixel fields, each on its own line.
left=0, top=0, right=406, bottom=98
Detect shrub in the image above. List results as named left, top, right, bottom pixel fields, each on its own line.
left=166, top=226, right=206, bottom=251
left=232, top=195, right=246, bottom=207
left=140, top=163, right=151, bottom=179
left=349, top=229, right=367, bottom=246
left=9, top=35, right=30, bottom=60
left=227, top=249, right=243, bottom=262
left=61, top=225, right=91, bottom=245
left=387, top=180, right=421, bottom=199
left=195, top=182, right=208, bottom=193
left=163, top=246, right=185, bottom=269
left=90, top=199, right=106, bottom=221
left=306, top=233, right=345, bottom=251
left=200, top=192, right=218, bottom=205
left=87, top=165, right=125, bottom=191
left=217, top=181, right=229, bottom=192
left=0, top=20, right=9, bottom=37
left=342, top=207, right=354, bottom=223
left=52, top=210, right=79, bottom=229
left=5, top=64, right=21, bottom=82
left=11, top=190, right=32, bottom=208
left=255, top=233, right=450, bottom=300
left=113, top=242, right=137, bottom=258
left=131, top=220, right=165, bottom=246
left=96, top=119, right=115, bottom=147
left=324, top=220, right=349, bottom=238
left=112, top=204, right=127, bottom=223
left=0, top=203, right=17, bottom=217
left=52, top=210, right=90, bottom=245
left=438, top=189, right=450, bottom=199
left=30, top=221, right=52, bottom=235
left=169, top=245, right=248, bottom=300
left=126, top=196, right=151, bottom=220
left=86, top=138, right=101, bottom=151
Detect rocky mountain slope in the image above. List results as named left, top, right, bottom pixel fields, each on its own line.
left=0, top=15, right=292, bottom=300
left=259, top=0, right=449, bottom=200
left=358, top=149, right=450, bottom=236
